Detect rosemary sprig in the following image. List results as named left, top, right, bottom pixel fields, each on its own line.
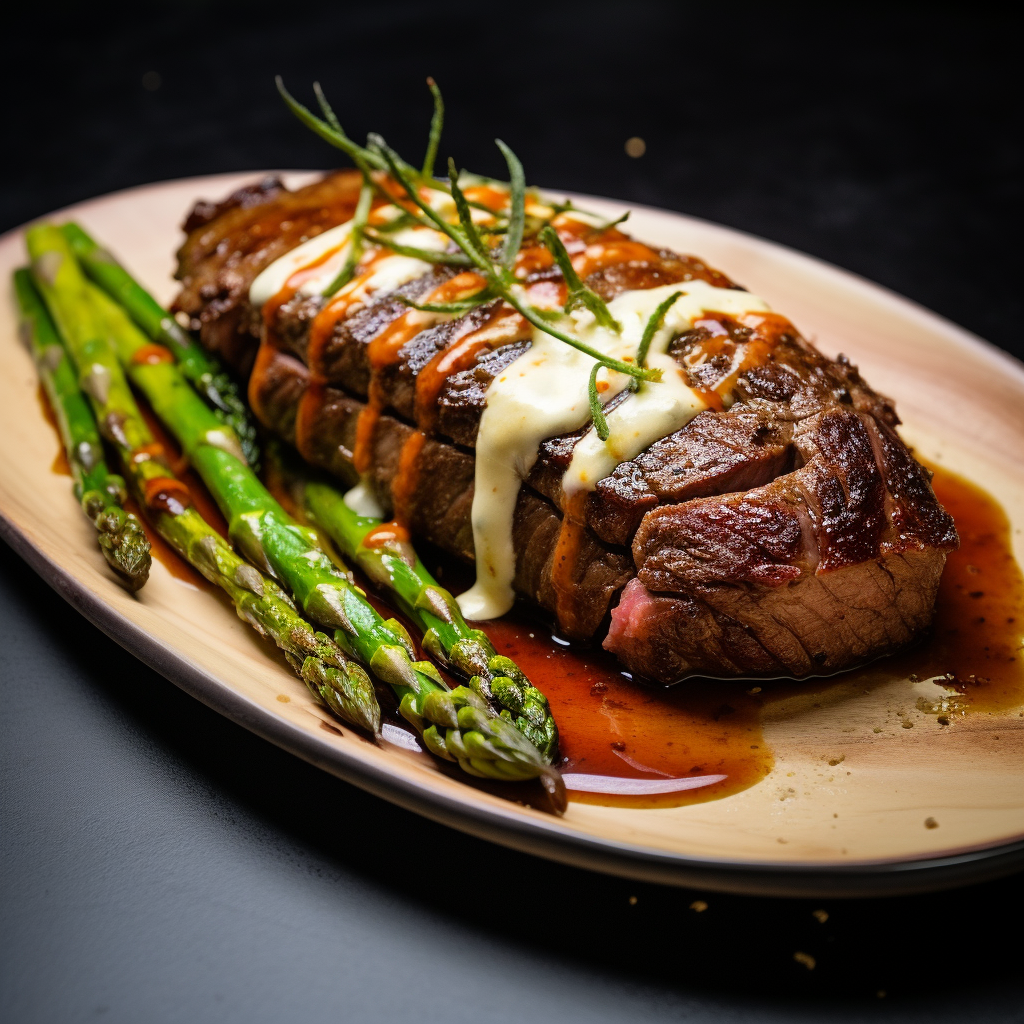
left=395, top=289, right=496, bottom=315
left=588, top=363, right=611, bottom=441
left=278, top=81, right=663, bottom=389
left=370, top=136, right=661, bottom=386
left=368, top=135, right=476, bottom=253
left=361, top=229, right=471, bottom=266
left=422, top=77, right=444, bottom=179
left=281, top=78, right=380, bottom=180
left=636, top=291, right=683, bottom=367
left=539, top=225, right=620, bottom=332
left=283, top=77, right=504, bottom=224
left=587, top=290, right=680, bottom=442
left=321, top=178, right=374, bottom=297
left=496, top=140, right=525, bottom=272
left=447, top=158, right=491, bottom=262
left=278, top=77, right=421, bottom=187
left=313, top=81, right=343, bottom=133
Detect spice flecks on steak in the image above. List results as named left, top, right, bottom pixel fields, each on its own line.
left=174, top=171, right=957, bottom=682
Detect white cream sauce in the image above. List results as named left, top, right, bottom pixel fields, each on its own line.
left=456, top=279, right=771, bottom=621
left=249, top=219, right=451, bottom=310
left=248, top=181, right=472, bottom=310
left=343, top=478, right=385, bottom=518
left=250, top=221, right=353, bottom=308
left=563, top=281, right=770, bottom=493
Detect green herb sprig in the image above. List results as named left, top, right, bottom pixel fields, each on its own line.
left=395, top=288, right=497, bottom=315
left=278, top=78, right=662, bottom=390
left=422, top=77, right=444, bottom=179
left=360, top=230, right=472, bottom=267
left=588, top=363, right=611, bottom=441
left=636, top=291, right=684, bottom=368
left=377, top=135, right=661, bottom=386
left=586, top=291, right=685, bottom=441
left=539, top=225, right=620, bottom=331
left=320, top=179, right=374, bottom=297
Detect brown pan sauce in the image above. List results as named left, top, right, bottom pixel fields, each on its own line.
left=41, top=378, right=1024, bottom=810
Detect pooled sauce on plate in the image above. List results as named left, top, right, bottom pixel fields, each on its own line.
left=861, top=463, right=1024, bottom=716
left=42, top=379, right=1023, bottom=809
left=38, top=384, right=71, bottom=476
left=483, top=614, right=772, bottom=808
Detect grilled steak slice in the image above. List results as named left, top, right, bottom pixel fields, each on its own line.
left=609, top=409, right=957, bottom=680
left=604, top=550, right=945, bottom=681
left=174, top=172, right=958, bottom=682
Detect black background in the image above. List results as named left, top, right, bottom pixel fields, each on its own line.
left=2, top=3, right=1023, bottom=1022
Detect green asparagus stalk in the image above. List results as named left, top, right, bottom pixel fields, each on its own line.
left=13, top=268, right=151, bottom=591
left=25, top=225, right=379, bottom=735
left=84, top=275, right=563, bottom=801
left=59, top=222, right=261, bottom=471
left=302, top=478, right=559, bottom=761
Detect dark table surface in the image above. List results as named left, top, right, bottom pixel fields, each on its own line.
left=3, top=4, right=1023, bottom=1022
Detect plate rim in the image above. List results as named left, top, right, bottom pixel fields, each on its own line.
left=3, top=172, right=1023, bottom=899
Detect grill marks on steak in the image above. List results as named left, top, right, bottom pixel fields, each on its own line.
left=174, top=172, right=958, bottom=681
left=585, top=411, right=797, bottom=547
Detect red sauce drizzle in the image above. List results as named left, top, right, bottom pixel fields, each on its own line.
left=142, top=475, right=192, bottom=514
left=363, top=521, right=412, bottom=549
left=391, top=430, right=426, bottom=527
left=293, top=379, right=323, bottom=464
left=352, top=392, right=382, bottom=475
left=572, top=236, right=661, bottom=278
left=130, top=344, right=175, bottom=365
left=306, top=248, right=394, bottom=377
left=351, top=271, right=488, bottom=472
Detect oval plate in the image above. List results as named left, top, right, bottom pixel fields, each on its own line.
left=2, top=174, right=1023, bottom=898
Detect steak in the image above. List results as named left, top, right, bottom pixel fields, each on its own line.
left=174, top=170, right=958, bottom=683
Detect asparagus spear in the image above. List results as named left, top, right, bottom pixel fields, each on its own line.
left=25, top=225, right=379, bottom=734
left=13, top=268, right=151, bottom=591
left=302, top=477, right=559, bottom=761
left=59, top=222, right=261, bottom=471
left=84, top=275, right=562, bottom=799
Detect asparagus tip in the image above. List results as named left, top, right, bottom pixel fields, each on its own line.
left=94, top=506, right=152, bottom=591
left=359, top=699, right=383, bottom=740
left=302, top=657, right=382, bottom=737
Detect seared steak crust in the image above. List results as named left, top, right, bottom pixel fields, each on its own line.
left=174, top=172, right=957, bottom=682
left=610, top=409, right=956, bottom=679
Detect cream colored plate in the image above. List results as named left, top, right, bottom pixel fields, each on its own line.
left=2, top=173, right=1022, bottom=897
